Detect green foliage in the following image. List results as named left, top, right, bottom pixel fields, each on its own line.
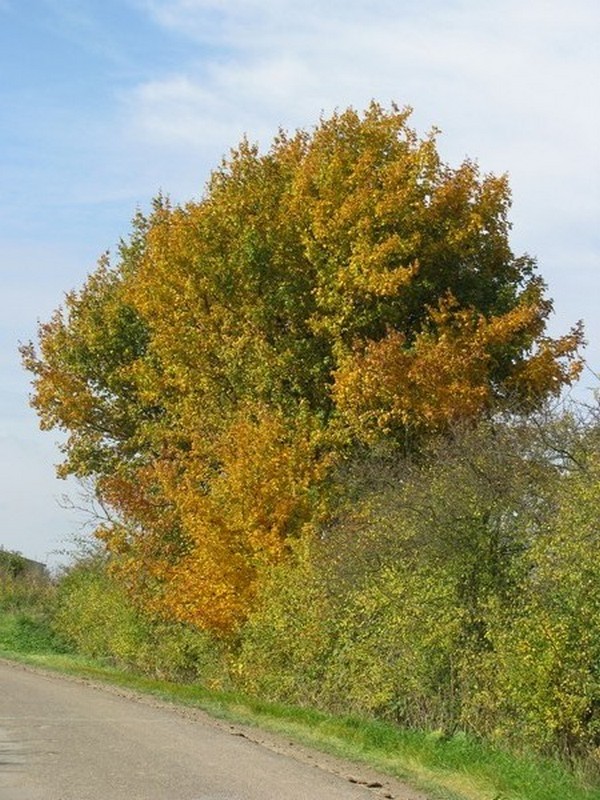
left=322, top=562, right=463, bottom=729
left=235, top=415, right=600, bottom=765
left=478, top=453, right=600, bottom=757
left=53, top=559, right=148, bottom=665
left=236, top=536, right=335, bottom=704
left=19, top=257, right=150, bottom=479
left=0, top=554, right=67, bottom=655
left=1, top=572, right=49, bottom=614
left=52, top=558, right=229, bottom=686
left=0, top=547, right=28, bottom=578
left=136, top=621, right=230, bottom=688
left=0, top=612, right=67, bottom=654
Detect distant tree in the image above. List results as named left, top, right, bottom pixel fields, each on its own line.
left=0, top=547, right=27, bottom=578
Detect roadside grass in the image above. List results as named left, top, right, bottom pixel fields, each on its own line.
left=1, top=634, right=598, bottom=800
left=0, top=609, right=68, bottom=654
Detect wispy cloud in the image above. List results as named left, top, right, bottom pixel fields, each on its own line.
left=130, top=0, right=599, bottom=184
left=128, top=55, right=319, bottom=150
left=36, top=0, right=117, bottom=58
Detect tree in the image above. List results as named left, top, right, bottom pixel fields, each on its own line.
left=22, top=103, right=582, bottom=631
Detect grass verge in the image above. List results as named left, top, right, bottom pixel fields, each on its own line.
left=1, top=639, right=598, bottom=800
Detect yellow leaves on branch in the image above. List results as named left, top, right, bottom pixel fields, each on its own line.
left=333, top=294, right=583, bottom=440
left=161, top=408, right=329, bottom=632
left=505, top=327, right=585, bottom=402
left=101, top=405, right=331, bottom=633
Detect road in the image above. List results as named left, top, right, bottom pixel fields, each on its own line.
left=0, top=660, right=425, bottom=800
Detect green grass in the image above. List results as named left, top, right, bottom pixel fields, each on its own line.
left=1, top=610, right=599, bottom=800
left=0, top=610, right=69, bottom=654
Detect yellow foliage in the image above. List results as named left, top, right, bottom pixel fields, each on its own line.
left=334, top=294, right=582, bottom=441
left=99, top=405, right=331, bottom=632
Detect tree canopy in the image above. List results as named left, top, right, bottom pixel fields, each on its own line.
left=22, top=103, right=583, bottom=631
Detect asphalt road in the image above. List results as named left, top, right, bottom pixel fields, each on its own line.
left=0, top=660, right=425, bottom=800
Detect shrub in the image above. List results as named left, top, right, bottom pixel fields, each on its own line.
left=322, top=561, right=463, bottom=729
left=236, top=536, right=335, bottom=705
left=53, top=560, right=148, bottom=665
left=53, top=558, right=229, bottom=684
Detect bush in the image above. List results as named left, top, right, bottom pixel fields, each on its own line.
left=0, top=551, right=66, bottom=655
left=137, top=621, right=230, bottom=688
left=0, top=612, right=67, bottom=654
left=473, top=456, right=600, bottom=756
left=53, top=558, right=230, bottom=685
left=236, top=536, right=335, bottom=705
left=53, top=560, right=148, bottom=665
left=321, top=562, right=463, bottom=729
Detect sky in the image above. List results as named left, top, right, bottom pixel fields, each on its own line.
left=1, top=0, right=599, bottom=567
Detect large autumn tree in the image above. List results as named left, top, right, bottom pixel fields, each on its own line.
left=22, top=103, right=583, bottom=631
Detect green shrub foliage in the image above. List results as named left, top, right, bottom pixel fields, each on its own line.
left=52, top=558, right=229, bottom=686
left=234, top=414, right=600, bottom=762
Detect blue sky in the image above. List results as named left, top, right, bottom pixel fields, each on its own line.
left=1, top=0, right=599, bottom=565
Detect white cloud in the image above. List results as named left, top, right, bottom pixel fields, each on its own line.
left=130, top=0, right=599, bottom=193
left=129, top=4, right=599, bottom=203
left=128, top=54, right=320, bottom=149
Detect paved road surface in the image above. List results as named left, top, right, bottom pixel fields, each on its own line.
left=0, top=660, right=424, bottom=800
